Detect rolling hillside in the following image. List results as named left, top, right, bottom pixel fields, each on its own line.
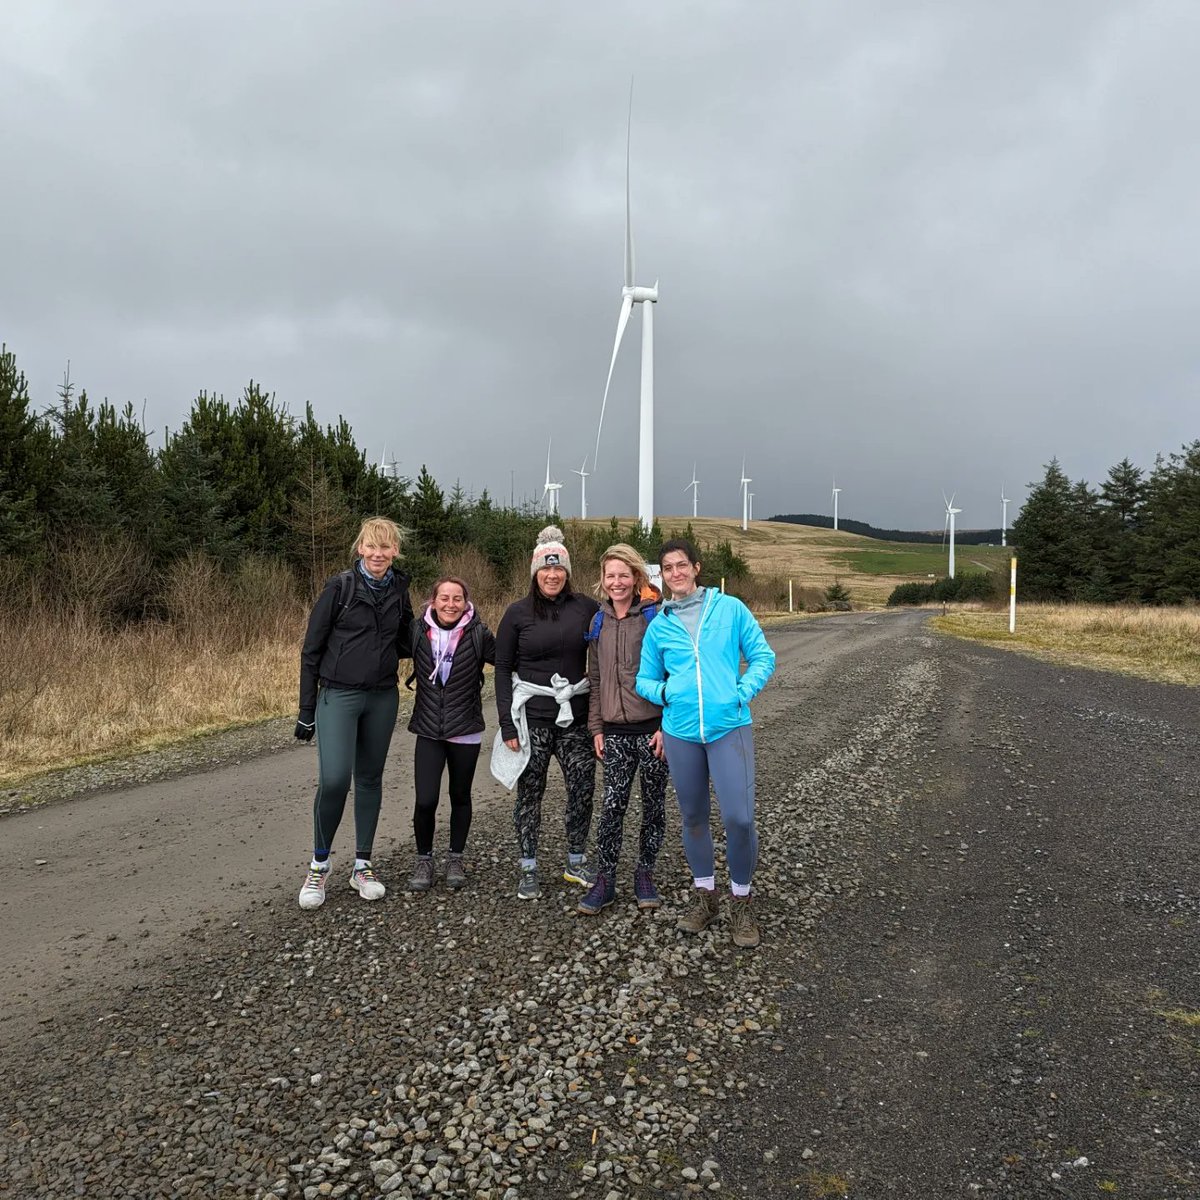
left=569, top=516, right=1011, bottom=605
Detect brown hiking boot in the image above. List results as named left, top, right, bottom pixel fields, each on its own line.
left=677, top=887, right=721, bottom=934
left=729, top=895, right=760, bottom=948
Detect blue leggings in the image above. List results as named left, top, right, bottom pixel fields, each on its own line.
left=663, top=725, right=758, bottom=887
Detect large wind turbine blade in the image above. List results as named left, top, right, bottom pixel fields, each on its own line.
left=625, top=78, right=635, bottom=289
left=948, top=492, right=956, bottom=509
left=594, top=293, right=634, bottom=469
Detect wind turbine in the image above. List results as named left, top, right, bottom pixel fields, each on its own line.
left=572, top=457, right=591, bottom=520
left=1000, top=485, right=1010, bottom=548
left=740, top=458, right=751, bottom=531
left=832, top=479, right=842, bottom=531
left=685, top=463, right=699, bottom=519
left=543, top=440, right=562, bottom=516
left=943, top=492, right=961, bottom=580
left=593, top=81, right=659, bottom=532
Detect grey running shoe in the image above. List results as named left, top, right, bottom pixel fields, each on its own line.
left=408, top=855, right=435, bottom=893
left=350, top=863, right=386, bottom=901
left=677, top=888, right=721, bottom=934
left=298, top=864, right=329, bottom=910
left=445, top=852, right=467, bottom=890
left=562, top=856, right=596, bottom=887
left=517, top=866, right=541, bottom=901
left=729, top=895, right=761, bottom=947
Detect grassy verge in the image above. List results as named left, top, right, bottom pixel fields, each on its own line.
left=931, top=604, right=1200, bottom=687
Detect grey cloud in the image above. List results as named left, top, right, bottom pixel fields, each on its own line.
left=2, top=0, right=1197, bottom=530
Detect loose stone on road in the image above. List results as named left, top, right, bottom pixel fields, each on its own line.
left=1, top=610, right=1196, bottom=1198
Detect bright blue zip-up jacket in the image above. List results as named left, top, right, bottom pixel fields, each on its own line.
left=635, top=588, right=775, bottom=743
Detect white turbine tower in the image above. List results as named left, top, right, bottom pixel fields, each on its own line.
left=543, top=440, right=562, bottom=516
left=593, top=82, right=659, bottom=532
left=832, top=479, right=842, bottom=531
left=573, top=457, right=591, bottom=520
left=685, top=463, right=699, bottom=519
left=740, top=458, right=751, bottom=531
left=1000, top=485, right=1010, bottom=548
left=943, top=492, right=961, bottom=580
left=748, top=492, right=755, bottom=522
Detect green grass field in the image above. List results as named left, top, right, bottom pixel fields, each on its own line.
left=834, top=543, right=1012, bottom=577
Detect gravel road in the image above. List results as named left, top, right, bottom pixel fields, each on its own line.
left=1, top=610, right=1196, bottom=1199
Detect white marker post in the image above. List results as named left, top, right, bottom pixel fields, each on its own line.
left=1008, top=556, right=1017, bottom=634
left=788, top=579, right=794, bottom=613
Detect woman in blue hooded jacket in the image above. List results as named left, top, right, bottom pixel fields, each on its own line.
left=636, top=538, right=775, bottom=947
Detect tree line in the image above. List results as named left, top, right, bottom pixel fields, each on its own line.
left=1010, top=450, right=1200, bottom=603
left=0, top=343, right=551, bottom=614
left=0, top=344, right=756, bottom=618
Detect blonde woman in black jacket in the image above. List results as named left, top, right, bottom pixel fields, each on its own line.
left=405, top=575, right=496, bottom=892
left=296, top=517, right=413, bottom=910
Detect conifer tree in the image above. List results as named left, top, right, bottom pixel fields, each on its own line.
left=0, top=344, right=50, bottom=557
left=1136, top=441, right=1200, bottom=603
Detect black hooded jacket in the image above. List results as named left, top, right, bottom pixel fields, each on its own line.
left=299, top=568, right=413, bottom=715
left=407, top=608, right=497, bottom=740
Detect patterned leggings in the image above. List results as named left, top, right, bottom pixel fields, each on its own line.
left=594, top=731, right=669, bottom=877
left=514, top=723, right=596, bottom=861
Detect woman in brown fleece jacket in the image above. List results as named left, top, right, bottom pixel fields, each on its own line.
left=577, top=543, right=669, bottom=915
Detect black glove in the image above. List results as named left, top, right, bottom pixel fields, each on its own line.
left=294, top=712, right=316, bottom=742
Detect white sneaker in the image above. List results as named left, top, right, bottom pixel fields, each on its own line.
left=350, top=863, right=386, bottom=901
left=298, top=865, right=328, bottom=910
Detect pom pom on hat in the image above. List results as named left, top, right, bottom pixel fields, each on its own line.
left=531, top=525, right=571, bottom=577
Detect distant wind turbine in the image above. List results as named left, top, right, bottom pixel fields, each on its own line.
left=572, top=457, right=591, bottom=520
left=1000, top=485, right=1010, bottom=548
left=593, top=80, right=659, bottom=532
left=832, top=479, right=842, bottom=531
left=685, top=463, right=699, bottom=519
left=543, top=440, right=562, bottom=516
left=943, top=492, right=961, bottom=580
left=740, top=458, right=751, bottom=532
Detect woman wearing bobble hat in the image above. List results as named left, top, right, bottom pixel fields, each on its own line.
left=493, top=526, right=600, bottom=900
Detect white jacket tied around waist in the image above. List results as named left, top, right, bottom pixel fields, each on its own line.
left=489, top=672, right=590, bottom=790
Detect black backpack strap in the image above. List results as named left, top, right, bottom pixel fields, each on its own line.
left=333, top=568, right=356, bottom=623
left=404, top=616, right=424, bottom=689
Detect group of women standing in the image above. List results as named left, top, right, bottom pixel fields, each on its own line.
left=295, top=519, right=775, bottom=948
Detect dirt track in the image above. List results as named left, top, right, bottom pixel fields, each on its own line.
left=2, top=610, right=1197, bottom=1198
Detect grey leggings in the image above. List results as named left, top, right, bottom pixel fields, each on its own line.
left=312, top=686, right=399, bottom=858
left=663, top=725, right=758, bottom=887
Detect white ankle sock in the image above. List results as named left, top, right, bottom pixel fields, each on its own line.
left=731, top=881, right=751, bottom=898
left=693, top=876, right=716, bottom=891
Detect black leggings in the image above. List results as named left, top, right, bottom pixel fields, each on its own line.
left=413, top=736, right=480, bottom=855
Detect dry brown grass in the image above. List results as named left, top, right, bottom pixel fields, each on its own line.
left=931, top=603, right=1200, bottom=686
left=0, top=556, right=308, bottom=786
left=0, top=520, right=980, bottom=785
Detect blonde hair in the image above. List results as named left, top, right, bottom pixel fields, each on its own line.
left=594, top=543, right=650, bottom=599
left=352, top=516, right=405, bottom=559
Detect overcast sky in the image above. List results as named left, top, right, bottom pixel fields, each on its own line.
left=3, top=1, right=1197, bottom=531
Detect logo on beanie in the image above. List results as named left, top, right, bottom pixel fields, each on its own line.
left=544, top=553, right=561, bottom=565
